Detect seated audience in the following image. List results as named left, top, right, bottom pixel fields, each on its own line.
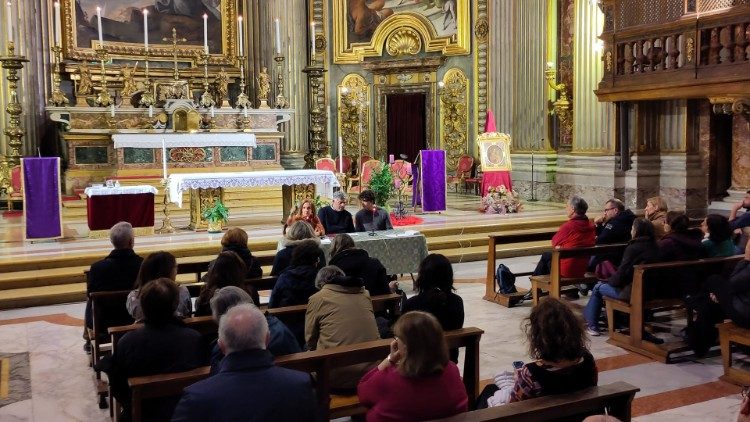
left=589, top=198, right=635, bottom=268
left=355, top=189, right=393, bottom=232
left=208, top=286, right=300, bottom=375
left=194, top=251, right=259, bottom=317
left=707, top=241, right=750, bottom=329
left=482, top=298, right=596, bottom=406
left=85, top=221, right=143, bottom=336
left=317, top=191, right=355, bottom=234
left=357, top=311, right=468, bottom=421
left=286, top=198, right=325, bottom=236
left=658, top=212, right=704, bottom=262
left=172, top=304, right=317, bottom=422
left=644, top=196, right=668, bottom=239
left=202, top=227, right=262, bottom=279
left=403, top=253, right=464, bottom=362
left=102, top=278, right=206, bottom=421
left=271, top=220, right=326, bottom=276
left=730, top=190, right=750, bottom=231
left=328, top=233, right=391, bottom=296
left=583, top=218, right=659, bottom=336
left=126, top=251, right=191, bottom=322
left=701, top=214, right=737, bottom=257
left=305, top=265, right=380, bottom=391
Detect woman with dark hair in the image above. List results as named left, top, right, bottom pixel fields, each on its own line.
left=126, top=251, right=192, bottom=321
left=208, top=227, right=262, bottom=279
left=328, top=233, right=391, bottom=296
left=357, top=311, right=468, bottom=421
left=583, top=218, right=659, bottom=336
left=482, top=298, right=596, bottom=406
left=701, top=214, right=736, bottom=257
left=658, top=211, right=704, bottom=262
left=402, top=253, right=464, bottom=361
left=286, top=198, right=325, bottom=236
left=194, top=251, right=259, bottom=316
left=271, top=220, right=327, bottom=276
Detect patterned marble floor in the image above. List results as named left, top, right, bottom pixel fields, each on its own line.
left=0, top=258, right=742, bottom=421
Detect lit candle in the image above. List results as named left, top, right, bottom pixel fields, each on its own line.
left=310, top=22, right=315, bottom=60
left=96, top=6, right=103, bottom=46
left=148, top=105, right=153, bottom=118
left=243, top=107, right=248, bottom=118
left=5, top=2, right=12, bottom=43
left=162, top=138, right=168, bottom=179
left=389, top=154, right=394, bottom=164
left=338, top=136, right=343, bottom=172
left=210, top=105, right=215, bottom=118
left=110, top=104, right=115, bottom=117
left=274, top=18, right=281, bottom=55
left=202, top=13, right=208, bottom=54
left=143, top=9, right=148, bottom=51
left=53, top=2, right=62, bottom=46
left=237, top=16, right=243, bottom=56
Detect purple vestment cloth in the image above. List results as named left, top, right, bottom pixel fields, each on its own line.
left=22, top=157, right=62, bottom=240
left=412, top=150, right=446, bottom=212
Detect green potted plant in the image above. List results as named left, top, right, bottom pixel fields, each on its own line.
left=368, top=163, right=394, bottom=208
left=201, top=199, right=229, bottom=233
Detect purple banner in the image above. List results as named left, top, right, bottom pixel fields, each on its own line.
left=22, top=157, right=62, bottom=240
left=412, top=150, right=446, bottom=212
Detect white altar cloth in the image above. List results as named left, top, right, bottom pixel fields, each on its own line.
left=112, top=132, right=257, bottom=149
left=167, top=170, right=340, bottom=207
left=84, top=185, right=158, bottom=196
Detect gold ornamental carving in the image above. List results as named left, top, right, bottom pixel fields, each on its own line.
left=189, top=187, right=224, bottom=231
left=337, top=74, right=371, bottom=160
left=439, top=68, right=469, bottom=171
left=605, top=51, right=613, bottom=72
left=474, top=17, right=489, bottom=43
left=386, top=28, right=422, bottom=57
left=686, top=37, right=695, bottom=63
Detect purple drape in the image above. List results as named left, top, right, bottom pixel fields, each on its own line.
left=412, top=150, right=446, bottom=212
left=22, top=157, right=62, bottom=240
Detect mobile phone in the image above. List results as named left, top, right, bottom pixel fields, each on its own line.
left=512, top=360, right=524, bottom=370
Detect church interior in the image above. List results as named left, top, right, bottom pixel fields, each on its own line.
left=1, top=0, right=750, bottom=420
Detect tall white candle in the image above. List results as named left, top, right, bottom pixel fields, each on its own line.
left=143, top=9, right=148, bottom=51
left=202, top=14, right=208, bottom=54
left=310, top=22, right=316, bottom=60
left=338, top=136, right=343, bottom=172
left=96, top=6, right=103, bottom=46
left=148, top=105, right=153, bottom=118
left=210, top=106, right=215, bottom=118
left=274, top=18, right=281, bottom=55
left=5, top=2, right=12, bottom=43
left=243, top=107, right=248, bottom=118
left=110, top=104, right=115, bottom=117
left=162, top=138, right=168, bottom=179
left=237, top=16, right=243, bottom=56
left=53, top=2, right=62, bottom=46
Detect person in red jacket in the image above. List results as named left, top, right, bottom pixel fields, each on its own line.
left=521, top=196, right=596, bottom=300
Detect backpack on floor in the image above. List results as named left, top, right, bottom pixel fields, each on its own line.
left=496, top=263, right=517, bottom=295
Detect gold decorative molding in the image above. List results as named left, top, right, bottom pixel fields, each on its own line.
left=440, top=68, right=469, bottom=171
left=386, top=28, right=422, bottom=57
left=473, top=0, right=490, bottom=134
left=686, top=37, right=695, bottom=63
left=474, top=16, right=489, bottom=42
left=337, top=74, right=371, bottom=159
left=710, top=97, right=750, bottom=115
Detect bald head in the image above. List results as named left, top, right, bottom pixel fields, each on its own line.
left=218, top=303, right=269, bottom=355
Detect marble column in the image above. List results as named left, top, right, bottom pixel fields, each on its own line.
left=731, top=113, right=750, bottom=191
left=489, top=0, right=513, bottom=134
left=250, top=0, right=308, bottom=169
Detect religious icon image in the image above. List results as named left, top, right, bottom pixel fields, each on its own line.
left=478, top=132, right=512, bottom=171
left=120, top=63, right=139, bottom=97
left=346, top=0, right=458, bottom=44
left=76, top=62, right=94, bottom=95
left=257, top=66, right=271, bottom=101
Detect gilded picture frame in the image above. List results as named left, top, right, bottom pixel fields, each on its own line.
left=477, top=132, right=512, bottom=171
left=61, top=0, right=237, bottom=66
left=332, top=0, right=470, bottom=64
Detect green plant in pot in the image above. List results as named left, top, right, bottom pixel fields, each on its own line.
left=202, top=199, right=229, bottom=233
left=368, top=162, right=394, bottom=208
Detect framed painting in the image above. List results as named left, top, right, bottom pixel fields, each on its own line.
left=61, top=0, right=237, bottom=66
left=332, top=0, right=470, bottom=63
left=477, top=132, right=512, bottom=171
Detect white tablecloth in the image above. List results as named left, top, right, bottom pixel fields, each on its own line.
left=112, top=132, right=257, bottom=148
left=167, top=170, right=340, bottom=206
left=84, top=185, right=158, bottom=196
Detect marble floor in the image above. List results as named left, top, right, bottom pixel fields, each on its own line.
left=0, top=257, right=744, bottom=421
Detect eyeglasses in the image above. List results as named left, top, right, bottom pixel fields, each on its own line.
left=604, top=207, right=616, bottom=212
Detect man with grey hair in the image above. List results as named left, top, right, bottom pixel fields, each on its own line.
left=84, top=222, right=143, bottom=334
left=172, top=304, right=317, bottom=422
left=207, top=287, right=299, bottom=375
left=317, top=190, right=355, bottom=234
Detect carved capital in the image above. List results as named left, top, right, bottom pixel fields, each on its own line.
left=386, top=28, right=422, bottom=57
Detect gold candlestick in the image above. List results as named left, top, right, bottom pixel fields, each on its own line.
left=156, top=178, right=176, bottom=234
left=198, top=52, right=215, bottom=108
left=235, top=55, right=251, bottom=109
left=274, top=54, right=288, bottom=109
left=94, top=47, right=112, bottom=107
left=49, top=45, right=69, bottom=106
left=140, top=50, right=155, bottom=108
left=0, top=42, right=29, bottom=167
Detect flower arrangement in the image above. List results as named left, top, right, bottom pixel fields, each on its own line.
left=480, top=185, right=523, bottom=214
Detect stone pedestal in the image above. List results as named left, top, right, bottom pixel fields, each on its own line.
left=281, top=151, right=306, bottom=170
left=509, top=153, right=557, bottom=201
left=554, top=154, right=621, bottom=210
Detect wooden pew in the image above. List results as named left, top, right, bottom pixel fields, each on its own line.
left=604, top=255, right=742, bottom=363
left=529, top=243, right=628, bottom=305
left=177, top=254, right=275, bottom=283
left=127, top=327, right=484, bottom=422
left=718, top=321, right=750, bottom=386
left=484, top=228, right=559, bottom=307
left=182, top=275, right=278, bottom=299
left=434, top=381, right=640, bottom=422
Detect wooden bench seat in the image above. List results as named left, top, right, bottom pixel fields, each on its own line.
left=434, top=381, right=639, bottom=422
left=127, top=327, right=484, bottom=422
left=604, top=255, right=742, bottom=363
left=718, top=321, right=750, bottom=386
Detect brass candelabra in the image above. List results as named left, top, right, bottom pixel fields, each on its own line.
left=544, top=64, right=572, bottom=137
left=139, top=50, right=155, bottom=109
left=156, top=178, right=176, bottom=234
left=94, top=48, right=113, bottom=107
left=49, top=45, right=69, bottom=106
left=198, top=53, right=216, bottom=109
left=274, top=55, right=288, bottom=109
left=0, top=42, right=29, bottom=166
left=235, top=55, right=251, bottom=110
left=302, top=62, right=327, bottom=167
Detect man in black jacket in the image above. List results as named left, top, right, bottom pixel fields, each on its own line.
left=318, top=191, right=355, bottom=234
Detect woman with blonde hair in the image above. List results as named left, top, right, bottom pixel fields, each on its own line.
left=286, top=198, right=325, bottom=236
left=358, top=311, right=468, bottom=421
left=271, top=220, right=326, bottom=276
left=644, top=197, right=668, bottom=238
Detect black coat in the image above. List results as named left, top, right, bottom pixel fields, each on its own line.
left=329, top=248, right=390, bottom=296
left=269, top=265, right=320, bottom=347
left=596, top=209, right=636, bottom=245
left=270, top=241, right=327, bottom=276
left=403, top=290, right=465, bottom=362
left=317, top=206, right=355, bottom=234
left=658, top=229, right=704, bottom=262
left=222, top=245, right=263, bottom=278
left=606, top=236, right=660, bottom=299
left=85, top=248, right=143, bottom=328
left=729, top=260, right=750, bottom=320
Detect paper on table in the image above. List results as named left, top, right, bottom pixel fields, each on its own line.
left=320, top=238, right=331, bottom=244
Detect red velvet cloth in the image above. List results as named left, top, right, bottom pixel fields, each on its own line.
left=480, top=171, right=513, bottom=196
left=86, top=193, right=155, bottom=230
